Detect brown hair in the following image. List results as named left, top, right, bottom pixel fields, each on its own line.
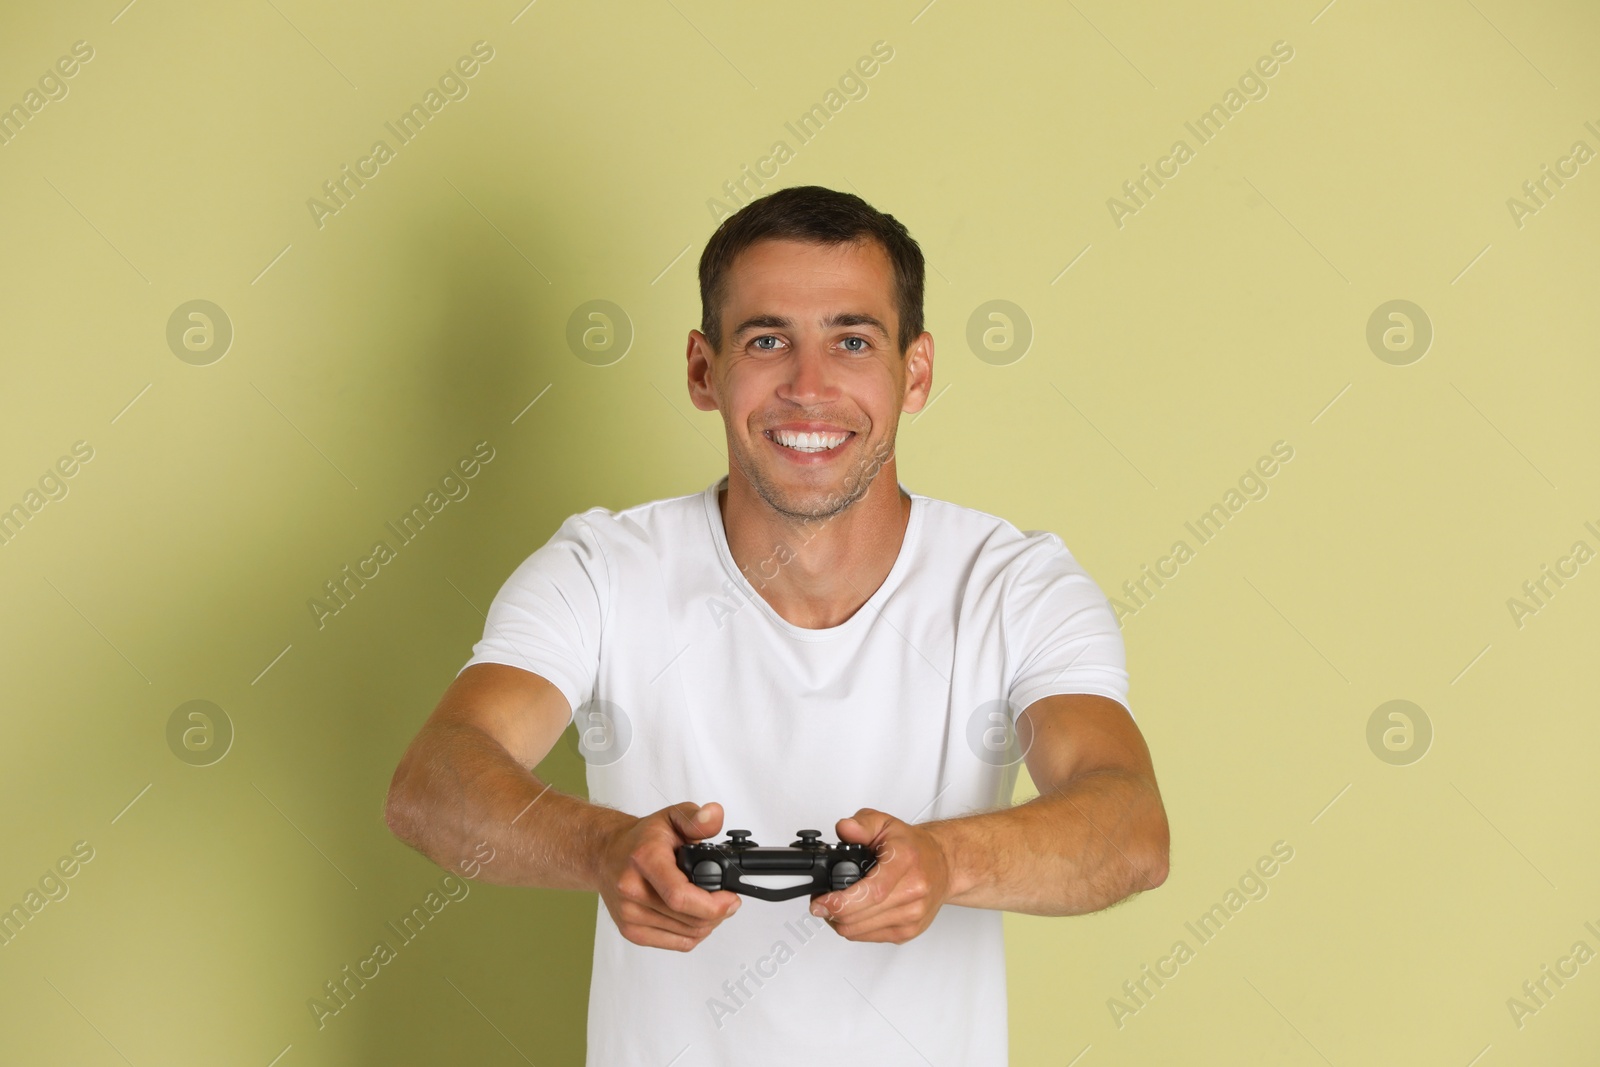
left=697, top=185, right=925, bottom=356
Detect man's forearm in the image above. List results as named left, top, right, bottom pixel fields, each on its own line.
left=924, top=769, right=1169, bottom=916
left=384, top=721, right=634, bottom=891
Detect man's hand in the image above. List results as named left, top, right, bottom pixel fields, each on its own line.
left=596, top=800, right=741, bottom=951
left=808, top=808, right=953, bottom=944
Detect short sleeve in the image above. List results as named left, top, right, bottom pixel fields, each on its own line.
left=456, top=512, right=608, bottom=720
left=1004, top=532, right=1133, bottom=722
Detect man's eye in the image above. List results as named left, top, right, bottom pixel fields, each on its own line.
left=752, top=336, right=781, bottom=351
left=841, top=337, right=869, bottom=352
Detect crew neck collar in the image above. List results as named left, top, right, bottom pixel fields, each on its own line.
left=701, top=474, right=922, bottom=641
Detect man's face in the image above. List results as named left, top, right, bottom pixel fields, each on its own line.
left=687, top=237, right=932, bottom=522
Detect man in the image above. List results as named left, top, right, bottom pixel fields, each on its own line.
left=385, top=185, right=1169, bottom=1065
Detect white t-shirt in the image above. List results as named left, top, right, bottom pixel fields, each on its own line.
left=459, top=474, right=1131, bottom=1066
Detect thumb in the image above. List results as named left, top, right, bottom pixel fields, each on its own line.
left=837, top=808, right=890, bottom=844
left=667, top=801, right=722, bottom=841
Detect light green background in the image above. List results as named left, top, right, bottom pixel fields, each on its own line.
left=2, top=1, right=1597, bottom=1064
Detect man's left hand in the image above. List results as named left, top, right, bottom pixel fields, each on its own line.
left=809, top=808, right=953, bottom=944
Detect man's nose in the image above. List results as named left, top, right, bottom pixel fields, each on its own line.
left=781, top=339, right=838, bottom=403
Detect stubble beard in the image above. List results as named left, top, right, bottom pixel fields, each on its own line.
left=729, top=420, right=898, bottom=526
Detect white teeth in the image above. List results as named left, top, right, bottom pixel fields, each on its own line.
left=770, top=430, right=850, bottom=452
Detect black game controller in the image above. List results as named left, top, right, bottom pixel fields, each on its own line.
left=677, top=830, right=877, bottom=902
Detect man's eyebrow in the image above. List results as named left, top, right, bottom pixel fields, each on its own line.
left=731, top=313, right=891, bottom=339
left=732, top=314, right=791, bottom=337
left=825, top=312, right=890, bottom=337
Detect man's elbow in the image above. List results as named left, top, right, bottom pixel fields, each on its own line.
left=1142, top=849, right=1170, bottom=891
left=383, top=762, right=420, bottom=845
left=383, top=790, right=407, bottom=842
left=1114, top=849, right=1167, bottom=903
left=1140, top=817, right=1171, bottom=891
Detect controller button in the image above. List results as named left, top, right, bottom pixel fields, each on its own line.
left=727, top=830, right=752, bottom=845
left=831, top=861, right=861, bottom=890
left=796, top=830, right=822, bottom=845
left=693, top=860, right=724, bottom=890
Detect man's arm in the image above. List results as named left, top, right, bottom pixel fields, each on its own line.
left=811, top=693, right=1169, bottom=941
left=931, top=692, right=1169, bottom=911
left=384, top=662, right=628, bottom=889
left=383, top=662, right=742, bottom=950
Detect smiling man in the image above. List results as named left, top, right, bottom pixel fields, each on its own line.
left=384, top=185, right=1170, bottom=1066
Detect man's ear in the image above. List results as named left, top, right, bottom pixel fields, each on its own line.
left=900, top=331, right=935, bottom=415
left=687, top=329, right=719, bottom=412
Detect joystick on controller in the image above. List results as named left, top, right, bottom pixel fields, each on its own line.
left=676, top=829, right=877, bottom=902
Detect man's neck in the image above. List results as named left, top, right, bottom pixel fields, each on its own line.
left=718, top=468, right=912, bottom=630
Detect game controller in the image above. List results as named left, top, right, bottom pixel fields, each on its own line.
left=677, top=830, right=877, bottom=902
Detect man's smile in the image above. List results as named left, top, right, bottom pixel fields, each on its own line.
left=763, top=426, right=856, bottom=460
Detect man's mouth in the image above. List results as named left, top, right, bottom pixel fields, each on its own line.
left=764, top=429, right=855, bottom=457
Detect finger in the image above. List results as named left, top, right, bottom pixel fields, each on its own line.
left=812, top=870, right=889, bottom=921
left=666, top=801, right=722, bottom=842
left=812, top=841, right=902, bottom=917
left=639, top=851, right=741, bottom=921
left=618, top=898, right=718, bottom=939
left=812, top=865, right=894, bottom=919
left=621, top=881, right=719, bottom=929
left=638, top=879, right=743, bottom=927
left=828, top=901, right=929, bottom=942
left=619, top=925, right=703, bottom=952
left=820, top=848, right=939, bottom=927
left=838, top=808, right=893, bottom=844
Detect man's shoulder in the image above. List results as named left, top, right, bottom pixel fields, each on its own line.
left=913, top=491, right=1074, bottom=568
left=557, top=481, right=709, bottom=549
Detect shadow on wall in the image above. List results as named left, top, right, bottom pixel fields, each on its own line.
left=194, top=184, right=605, bottom=1062
left=348, top=194, right=603, bottom=1064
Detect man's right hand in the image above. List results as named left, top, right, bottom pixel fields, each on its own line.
left=596, top=800, right=742, bottom=951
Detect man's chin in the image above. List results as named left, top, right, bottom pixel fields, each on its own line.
left=759, top=471, right=875, bottom=523
left=730, top=437, right=882, bottom=521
